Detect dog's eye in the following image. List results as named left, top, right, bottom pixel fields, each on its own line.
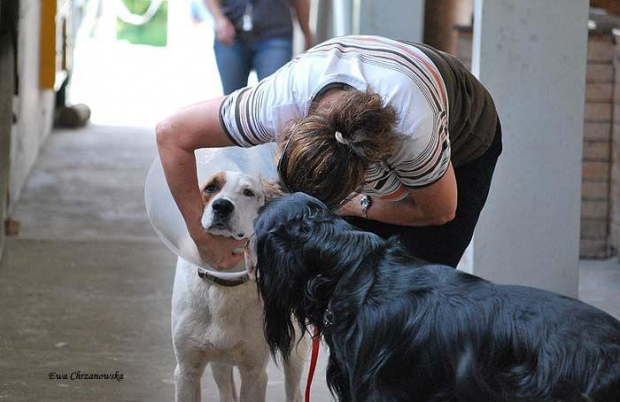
left=204, top=184, right=218, bottom=193
left=244, top=189, right=255, bottom=197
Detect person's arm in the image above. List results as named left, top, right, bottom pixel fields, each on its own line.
left=156, top=97, right=246, bottom=268
left=204, top=0, right=235, bottom=45
left=339, top=162, right=458, bottom=226
left=290, top=0, right=314, bottom=50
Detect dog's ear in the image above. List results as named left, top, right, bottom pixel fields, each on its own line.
left=255, top=227, right=308, bottom=362
left=260, top=179, right=284, bottom=202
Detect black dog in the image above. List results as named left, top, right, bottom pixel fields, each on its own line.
left=250, top=192, right=620, bottom=402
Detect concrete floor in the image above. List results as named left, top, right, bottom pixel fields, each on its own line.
left=0, top=124, right=619, bottom=401
left=0, top=125, right=332, bottom=402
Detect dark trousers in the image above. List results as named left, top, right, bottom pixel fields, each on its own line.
left=347, top=122, right=503, bottom=268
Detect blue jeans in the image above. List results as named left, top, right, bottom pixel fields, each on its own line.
left=214, top=36, right=293, bottom=95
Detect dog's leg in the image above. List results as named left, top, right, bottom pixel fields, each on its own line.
left=212, top=362, right=238, bottom=402
left=283, top=335, right=311, bottom=402
left=238, top=364, right=268, bottom=402
left=174, top=348, right=208, bottom=402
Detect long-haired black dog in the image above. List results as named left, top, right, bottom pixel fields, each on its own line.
left=250, top=192, right=620, bottom=402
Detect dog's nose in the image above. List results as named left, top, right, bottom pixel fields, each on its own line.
left=212, top=199, right=234, bottom=217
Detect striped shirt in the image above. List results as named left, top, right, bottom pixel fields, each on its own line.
left=219, top=35, right=451, bottom=200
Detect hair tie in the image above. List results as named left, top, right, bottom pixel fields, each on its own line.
left=335, top=131, right=349, bottom=145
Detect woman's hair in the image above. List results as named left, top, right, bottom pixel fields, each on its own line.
left=277, top=89, right=402, bottom=209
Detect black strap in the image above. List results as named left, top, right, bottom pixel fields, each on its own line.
left=197, top=269, right=249, bottom=287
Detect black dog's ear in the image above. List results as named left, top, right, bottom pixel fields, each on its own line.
left=253, top=193, right=338, bottom=359
left=256, top=225, right=310, bottom=361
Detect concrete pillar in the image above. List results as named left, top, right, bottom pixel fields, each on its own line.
left=357, top=0, right=425, bottom=42
left=471, top=0, right=589, bottom=297
left=314, top=0, right=334, bottom=43
left=314, top=0, right=424, bottom=43
left=333, top=0, right=353, bottom=37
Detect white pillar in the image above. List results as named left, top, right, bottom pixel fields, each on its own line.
left=471, top=0, right=589, bottom=297
left=333, top=0, right=353, bottom=37
left=357, top=0, right=424, bottom=42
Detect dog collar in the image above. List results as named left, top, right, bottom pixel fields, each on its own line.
left=197, top=269, right=250, bottom=287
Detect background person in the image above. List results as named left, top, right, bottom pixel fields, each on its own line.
left=156, top=35, right=502, bottom=269
left=205, top=0, right=313, bottom=94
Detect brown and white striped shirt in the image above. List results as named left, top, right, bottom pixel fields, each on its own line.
left=219, top=35, right=451, bottom=200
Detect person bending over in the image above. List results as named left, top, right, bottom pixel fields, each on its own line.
left=156, top=35, right=502, bottom=269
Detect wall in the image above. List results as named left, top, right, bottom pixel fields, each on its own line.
left=612, top=31, right=620, bottom=256
left=582, top=31, right=616, bottom=258
left=10, top=0, right=56, bottom=211
left=0, top=1, right=17, bottom=259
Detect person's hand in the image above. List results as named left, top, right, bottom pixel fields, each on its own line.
left=215, top=16, right=236, bottom=46
left=190, top=228, right=247, bottom=269
left=337, top=193, right=361, bottom=217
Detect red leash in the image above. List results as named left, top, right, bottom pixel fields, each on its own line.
left=305, top=328, right=321, bottom=402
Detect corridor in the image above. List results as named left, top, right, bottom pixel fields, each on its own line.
left=0, top=11, right=334, bottom=400
left=1, top=1, right=619, bottom=399
left=0, top=123, right=333, bottom=401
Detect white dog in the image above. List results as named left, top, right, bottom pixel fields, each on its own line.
left=171, top=171, right=308, bottom=402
